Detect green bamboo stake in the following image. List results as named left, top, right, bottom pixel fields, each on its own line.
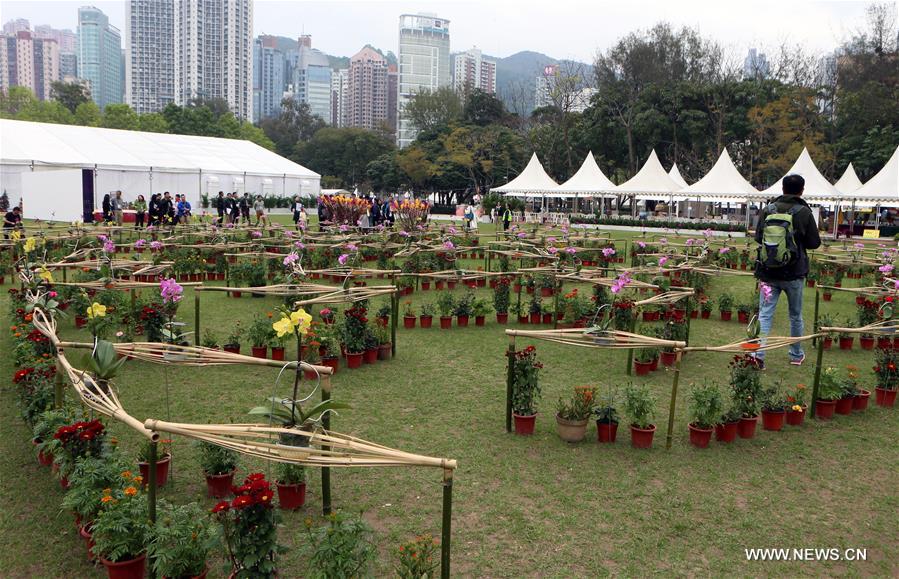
left=666, top=352, right=682, bottom=450
left=321, top=373, right=333, bottom=515
left=440, top=471, right=453, bottom=579
left=625, top=317, right=635, bottom=376
left=810, top=334, right=826, bottom=418
left=194, top=288, right=201, bottom=346
left=147, top=440, right=158, bottom=523
left=553, top=277, right=560, bottom=330
left=505, top=336, right=515, bottom=433
left=390, top=289, right=398, bottom=357
left=812, top=286, right=821, bottom=346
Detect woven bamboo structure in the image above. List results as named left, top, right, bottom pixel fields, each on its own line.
left=681, top=334, right=817, bottom=353
left=505, top=328, right=686, bottom=350
left=820, top=319, right=899, bottom=336
left=635, top=288, right=695, bottom=307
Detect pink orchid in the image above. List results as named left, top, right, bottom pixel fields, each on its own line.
left=760, top=282, right=773, bottom=303
left=338, top=254, right=349, bottom=265
left=659, top=256, right=669, bottom=266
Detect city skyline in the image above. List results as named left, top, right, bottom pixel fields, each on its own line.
left=0, top=0, right=873, bottom=66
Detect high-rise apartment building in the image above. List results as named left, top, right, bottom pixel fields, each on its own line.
left=387, top=64, right=398, bottom=134
left=397, top=13, right=450, bottom=147
left=743, top=48, right=770, bottom=80
left=2, top=19, right=30, bottom=36
left=125, top=0, right=175, bottom=114
left=293, top=41, right=331, bottom=122
left=344, top=47, right=388, bottom=130
left=78, top=6, right=123, bottom=109
left=452, top=47, right=495, bottom=94
left=36, top=25, right=80, bottom=82
left=0, top=30, right=59, bottom=100
left=253, top=35, right=286, bottom=122
left=330, top=68, right=348, bottom=127
left=126, top=0, right=252, bottom=119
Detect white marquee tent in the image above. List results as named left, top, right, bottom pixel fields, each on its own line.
left=0, top=119, right=321, bottom=222
left=678, top=148, right=759, bottom=202
left=491, top=152, right=558, bottom=196
left=834, top=163, right=864, bottom=194
left=668, top=163, right=688, bottom=188
left=846, top=146, right=899, bottom=206
left=762, top=147, right=840, bottom=203
left=614, top=150, right=682, bottom=199
left=550, top=151, right=616, bottom=198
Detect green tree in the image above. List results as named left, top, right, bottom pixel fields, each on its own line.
left=238, top=122, right=275, bottom=151
left=102, top=103, right=139, bottom=130
left=138, top=113, right=169, bottom=133
left=17, top=99, right=74, bottom=124
left=260, top=99, right=326, bottom=157
left=462, top=89, right=507, bottom=126
left=50, top=81, right=90, bottom=114
left=295, top=127, right=394, bottom=188
left=73, top=101, right=101, bottom=126
left=404, top=87, right=463, bottom=134
left=0, top=86, right=38, bottom=117
left=439, top=124, right=527, bottom=197
left=396, top=146, right=437, bottom=191
left=366, top=153, right=404, bottom=192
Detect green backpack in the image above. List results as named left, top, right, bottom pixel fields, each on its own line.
left=758, top=204, right=800, bottom=268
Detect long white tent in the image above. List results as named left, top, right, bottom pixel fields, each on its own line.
left=0, top=119, right=321, bottom=222
left=491, top=152, right=558, bottom=196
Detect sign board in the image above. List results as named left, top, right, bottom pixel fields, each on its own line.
left=862, top=229, right=880, bottom=239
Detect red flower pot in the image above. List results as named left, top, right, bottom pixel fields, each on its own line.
left=529, top=312, right=540, bottom=324
left=270, top=347, right=285, bottom=361
left=715, top=421, right=738, bottom=443
left=877, top=337, right=892, bottom=350
left=363, top=347, right=378, bottom=364
left=205, top=470, right=235, bottom=498
left=138, top=453, right=171, bottom=487
left=860, top=336, right=875, bottom=350
left=540, top=287, right=553, bottom=297
left=475, top=315, right=486, bottom=326
left=540, top=313, right=552, bottom=325
left=786, top=406, right=806, bottom=425
left=761, top=409, right=786, bottom=431
left=38, top=447, right=53, bottom=466
left=447, top=281, right=457, bottom=290
left=321, top=356, right=338, bottom=374
left=435, top=281, right=445, bottom=290
left=839, top=337, right=854, bottom=350
left=815, top=399, right=837, bottom=419
left=649, top=357, right=659, bottom=371
left=630, top=424, right=656, bottom=449
left=633, top=360, right=652, bottom=376
left=720, top=310, right=732, bottom=321
left=421, top=281, right=430, bottom=291
left=478, top=278, right=486, bottom=287
left=834, top=396, right=854, bottom=415
left=518, top=315, right=528, bottom=324
left=822, top=337, right=832, bottom=350
left=378, top=343, right=392, bottom=360
left=223, top=345, right=240, bottom=355
left=593, top=420, right=616, bottom=443
left=822, top=293, right=832, bottom=301
left=439, top=316, right=452, bottom=329
left=513, top=284, right=521, bottom=293
left=690, top=310, right=698, bottom=319
left=688, top=423, right=713, bottom=448
left=346, top=352, right=363, bottom=369
left=251, top=346, right=267, bottom=358
left=100, top=553, right=147, bottom=579
left=737, top=416, right=757, bottom=438
left=660, top=351, right=677, bottom=367
left=496, top=313, right=508, bottom=324
left=419, top=315, right=433, bottom=329
left=853, top=389, right=870, bottom=411
left=231, top=290, right=242, bottom=298
left=75, top=315, right=87, bottom=328
left=403, top=316, right=416, bottom=329
left=701, top=310, right=711, bottom=319
left=738, top=311, right=749, bottom=324
left=304, top=369, right=318, bottom=380
left=277, top=481, right=306, bottom=510
left=80, top=523, right=95, bottom=561
left=457, top=315, right=469, bottom=327
left=806, top=279, right=815, bottom=288
left=875, top=387, right=896, bottom=407
left=513, top=413, right=536, bottom=435
left=893, top=335, right=899, bottom=349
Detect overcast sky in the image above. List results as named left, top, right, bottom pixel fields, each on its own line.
left=0, top=0, right=878, bottom=62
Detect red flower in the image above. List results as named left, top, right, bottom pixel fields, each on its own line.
left=211, top=501, right=230, bottom=513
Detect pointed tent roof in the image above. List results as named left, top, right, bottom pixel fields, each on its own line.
left=491, top=152, right=558, bottom=195
left=846, top=146, right=899, bottom=205
left=677, top=148, right=759, bottom=202
left=762, top=147, right=840, bottom=202
left=547, top=151, right=616, bottom=197
left=614, top=150, right=682, bottom=198
left=834, top=163, right=864, bottom=194
left=668, top=163, right=688, bottom=188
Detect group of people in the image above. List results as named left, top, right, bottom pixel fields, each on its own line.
left=317, top=194, right=394, bottom=229
left=99, top=190, right=191, bottom=228
left=212, top=191, right=270, bottom=227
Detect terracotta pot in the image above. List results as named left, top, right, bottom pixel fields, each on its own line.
left=540, top=287, right=554, bottom=298
left=630, top=424, right=656, bottom=449
left=378, top=343, right=392, bottom=360
left=688, top=423, right=713, bottom=448
left=475, top=315, right=486, bottom=326
left=860, top=336, right=875, bottom=350
left=822, top=337, right=832, bottom=350
left=205, top=470, right=235, bottom=498
left=715, top=421, right=738, bottom=443
left=529, top=312, right=540, bottom=324
left=419, top=315, right=433, bottom=329
left=80, top=523, right=95, bottom=561
left=555, top=415, right=588, bottom=442
left=513, top=413, right=537, bottom=436
left=853, top=389, right=870, bottom=411
left=346, top=352, right=363, bottom=369
left=815, top=399, right=837, bottom=419
left=439, top=316, right=452, bottom=329
left=761, top=409, right=786, bottom=431
left=701, top=310, right=711, bottom=319
left=877, top=337, right=892, bottom=350
left=138, top=453, right=171, bottom=487
left=823, top=293, right=832, bottom=301
left=276, top=481, right=306, bottom=510
left=270, top=347, right=285, bottom=361
left=363, top=347, right=378, bottom=364
left=403, top=316, right=416, bottom=329
left=719, top=310, right=732, bottom=321
left=737, top=416, right=757, bottom=438
left=660, top=351, right=677, bottom=367
left=834, top=396, right=854, bottom=415
left=223, top=344, right=240, bottom=355
left=100, top=553, right=147, bottom=579
left=251, top=346, right=267, bottom=359
left=633, top=360, right=652, bottom=376
left=518, top=315, right=528, bottom=324
left=786, top=406, right=806, bottom=425
left=875, top=387, right=896, bottom=407
left=596, top=421, right=618, bottom=443
left=231, top=290, right=242, bottom=298
left=839, top=337, right=854, bottom=350
left=737, top=311, right=750, bottom=324
left=496, top=313, right=508, bottom=324
left=321, top=356, right=338, bottom=374
left=457, top=315, right=469, bottom=327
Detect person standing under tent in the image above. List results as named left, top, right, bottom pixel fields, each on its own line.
left=159, top=192, right=174, bottom=227
left=299, top=205, right=308, bottom=230
left=753, top=174, right=821, bottom=369
left=101, top=193, right=112, bottom=223
left=133, top=195, right=147, bottom=228
left=464, top=204, right=475, bottom=230
left=111, top=191, right=125, bottom=226
left=215, top=191, right=226, bottom=225
left=228, top=193, right=240, bottom=224
left=501, top=203, right=512, bottom=231
left=175, top=194, right=185, bottom=224
left=181, top=195, right=192, bottom=224
left=3, top=206, right=22, bottom=238
left=381, top=197, right=392, bottom=226
left=292, top=196, right=303, bottom=229
left=253, top=195, right=267, bottom=226
left=148, top=194, right=159, bottom=226
left=240, top=193, right=252, bottom=224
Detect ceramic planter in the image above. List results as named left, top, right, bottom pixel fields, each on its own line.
left=660, top=351, right=677, bottom=367
left=100, top=553, right=146, bottom=579
left=714, top=420, right=738, bottom=443
left=270, top=347, right=285, bottom=361
left=719, top=310, right=732, bottom=321
left=814, top=399, right=837, bottom=419
left=496, top=313, right=508, bottom=324
left=475, top=315, right=486, bottom=326
left=251, top=346, right=267, bottom=359
left=555, top=415, right=588, bottom=442
left=761, top=409, right=786, bottom=431
left=321, top=356, right=338, bottom=374
left=513, top=413, right=537, bottom=436
left=737, top=416, right=757, bottom=438
left=860, top=336, right=875, bottom=350
left=630, top=424, right=656, bottom=449
left=419, top=315, right=433, bottom=329
left=633, top=360, right=653, bottom=376
left=439, top=316, right=452, bottom=330
left=541, top=313, right=552, bottom=325
left=421, top=281, right=430, bottom=291
left=363, top=347, right=378, bottom=364
left=529, top=312, right=540, bottom=324
left=688, top=423, right=713, bottom=448
left=838, top=337, right=854, bottom=350
left=875, top=387, right=897, bottom=407
left=205, top=470, right=235, bottom=498
left=457, top=315, right=469, bottom=327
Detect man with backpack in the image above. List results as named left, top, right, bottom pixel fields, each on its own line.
left=754, top=174, right=821, bottom=368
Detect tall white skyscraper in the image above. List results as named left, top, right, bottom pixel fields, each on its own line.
left=452, top=47, right=496, bottom=94
left=293, top=42, right=331, bottom=123
left=126, top=0, right=252, bottom=119
left=397, top=13, right=450, bottom=148
left=253, top=35, right=285, bottom=123
left=78, top=6, right=123, bottom=109
left=330, top=68, right=348, bottom=127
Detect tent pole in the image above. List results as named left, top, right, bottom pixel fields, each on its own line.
left=832, top=201, right=840, bottom=240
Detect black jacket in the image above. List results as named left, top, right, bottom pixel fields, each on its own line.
left=754, top=194, right=821, bottom=281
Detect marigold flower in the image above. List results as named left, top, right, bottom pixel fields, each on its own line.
left=124, top=486, right=137, bottom=496
left=101, top=495, right=114, bottom=503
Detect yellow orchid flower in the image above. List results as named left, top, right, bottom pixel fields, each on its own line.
left=37, top=267, right=53, bottom=283
left=289, top=308, right=312, bottom=335
left=10, top=229, right=22, bottom=241
left=23, top=237, right=37, bottom=252
left=272, top=316, right=294, bottom=338
left=86, top=302, right=107, bottom=319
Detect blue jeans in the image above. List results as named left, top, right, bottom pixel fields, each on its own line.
left=756, top=278, right=805, bottom=362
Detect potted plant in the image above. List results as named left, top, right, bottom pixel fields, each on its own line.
left=454, top=291, right=475, bottom=327
left=729, top=354, right=762, bottom=438
left=436, top=292, right=455, bottom=330
left=846, top=365, right=871, bottom=411
left=838, top=320, right=854, bottom=350
left=714, top=406, right=741, bottom=443
left=736, top=298, right=752, bottom=324
left=541, top=303, right=554, bottom=325
left=555, top=386, right=595, bottom=443
left=341, top=303, right=369, bottom=368
left=395, top=534, right=440, bottom=579
left=247, top=395, right=349, bottom=448
left=538, top=274, right=555, bottom=297
left=201, top=329, right=220, bottom=350
left=493, top=277, right=510, bottom=324
left=318, top=328, right=340, bottom=374
left=52, top=418, right=107, bottom=489
left=419, top=302, right=435, bottom=329
left=688, top=382, right=723, bottom=448
left=760, top=382, right=788, bottom=431
left=270, top=333, right=287, bottom=361
left=247, top=315, right=274, bottom=358
left=593, top=390, right=619, bottom=443
left=815, top=367, right=844, bottom=419
left=820, top=273, right=834, bottom=300
left=623, top=383, right=656, bottom=448
left=717, top=292, right=734, bottom=321
left=198, top=441, right=239, bottom=498
left=528, top=294, right=542, bottom=324
left=633, top=348, right=656, bottom=376
left=147, top=502, right=216, bottom=579
left=403, top=301, right=416, bottom=329
left=510, top=345, right=542, bottom=435
left=91, top=474, right=152, bottom=579
left=700, top=298, right=713, bottom=319
left=375, top=302, right=391, bottom=327
left=817, top=313, right=835, bottom=349
left=319, top=308, right=335, bottom=325
left=212, top=473, right=282, bottom=578
left=873, top=348, right=898, bottom=407
left=372, top=322, right=392, bottom=360
left=473, top=297, right=492, bottom=326
left=785, top=383, right=808, bottom=425
left=302, top=511, right=375, bottom=578
left=275, top=463, right=306, bottom=510
left=137, top=438, right=172, bottom=488
left=223, top=323, right=243, bottom=355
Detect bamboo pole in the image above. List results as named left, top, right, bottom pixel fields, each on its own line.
left=147, top=440, right=158, bottom=523
left=194, top=286, right=201, bottom=346
left=810, top=335, right=826, bottom=417
left=505, top=335, right=515, bottom=433
left=812, top=286, right=820, bottom=347
left=666, top=351, right=682, bottom=450
left=441, top=469, right=453, bottom=579
left=321, top=373, right=332, bottom=515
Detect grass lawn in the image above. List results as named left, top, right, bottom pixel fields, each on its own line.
left=0, top=221, right=897, bottom=577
